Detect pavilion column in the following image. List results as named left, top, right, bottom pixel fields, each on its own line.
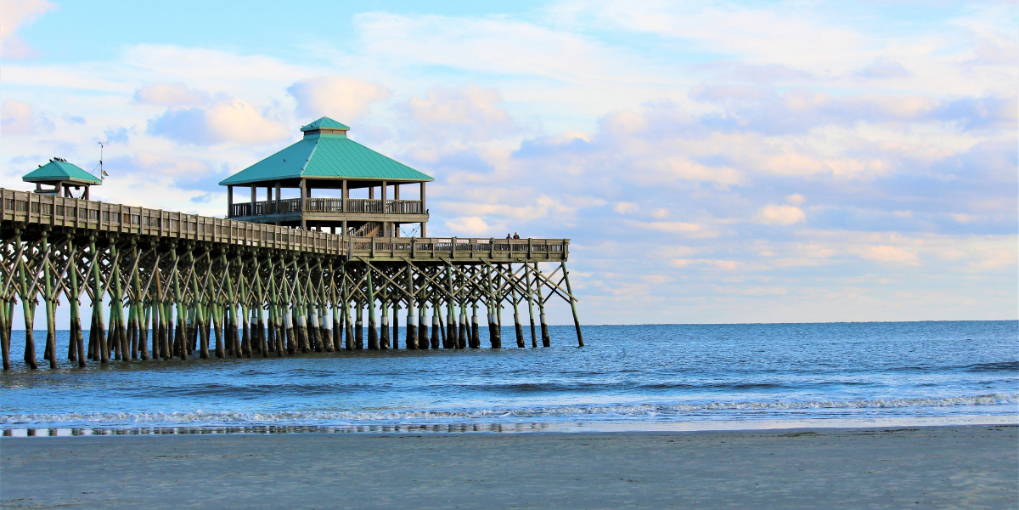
left=394, top=184, right=401, bottom=238
left=227, top=185, right=233, bottom=216
left=382, top=181, right=388, bottom=237
left=420, top=182, right=427, bottom=237
left=299, top=179, right=307, bottom=229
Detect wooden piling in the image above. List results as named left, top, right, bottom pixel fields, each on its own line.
left=444, top=265, right=457, bottom=349
left=405, top=265, right=417, bottom=350
left=354, top=300, right=364, bottom=350
left=21, top=297, right=37, bottom=369
left=0, top=298, right=11, bottom=370
left=40, top=231, right=58, bottom=368
left=486, top=267, right=501, bottom=349
left=458, top=301, right=468, bottom=349
left=470, top=301, right=480, bottom=348
left=380, top=295, right=390, bottom=350
left=523, top=262, right=538, bottom=348
left=430, top=305, right=440, bottom=349
left=417, top=303, right=428, bottom=350
left=391, top=299, right=399, bottom=349
left=512, top=297, right=525, bottom=348
left=367, top=271, right=379, bottom=350
left=531, top=263, right=551, bottom=348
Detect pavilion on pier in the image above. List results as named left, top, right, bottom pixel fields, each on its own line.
left=220, top=117, right=432, bottom=237
left=22, top=157, right=101, bottom=200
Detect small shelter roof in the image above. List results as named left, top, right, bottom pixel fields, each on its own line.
left=301, top=117, right=350, bottom=131
left=23, top=158, right=101, bottom=185
left=219, top=117, right=432, bottom=186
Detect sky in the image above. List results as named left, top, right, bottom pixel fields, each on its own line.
left=1, top=0, right=1016, bottom=325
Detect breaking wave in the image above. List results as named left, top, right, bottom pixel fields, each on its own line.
left=3, top=393, right=1015, bottom=428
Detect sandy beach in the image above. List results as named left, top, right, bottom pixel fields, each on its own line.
left=1, top=424, right=1015, bottom=509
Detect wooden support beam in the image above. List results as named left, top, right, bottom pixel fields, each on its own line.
left=561, top=261, right=583, bottom=347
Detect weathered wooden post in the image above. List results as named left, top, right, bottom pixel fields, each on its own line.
left=367, top=271, right=379, bottom=350
left=438, top=301, right=449, bottom=349
left=140, top=301, right=151, bottom=361
left=88, top=235, right=108, bottom=363
left=129, top=243, right=147, bottom=361
left=0, top=298, right=11, bottom=370
left=522, top=262, right=538, bottom=348
left=342, top=271, right=354, bottom=351
left=336, top=269, right=348, bottom=352
left=486, top=266, right=501, bottom=349
left=19, top=247, right=38, bottom=369
left=112, top=242, right=131, bottom=361
left=430, top=304, right=441, bottom=349
left=458, top=299, right=469, bottom=349
left=211, top=301, right=224, bottom=358
left=417, top=302, right=428, bottom=350
left=445, top=265, right=458, bottom=349
left=470, top=301, right=480, bottom=348
left=380, top=292, right=390, bottom=350
left=39, top=230, right=59, bottom=368
left=405, top=263, right=417, bottom=349
left=533, top=263, right=551, bottom=348
left=354, top=299, right=364, bottom=350
left=560, top=261, right=583, bottom=347
left=511, top=289, right=525, bottom=349
left=391, top=298, right=400, bottom=349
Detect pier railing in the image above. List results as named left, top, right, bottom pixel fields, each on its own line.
left=0, top=188, right=566, bottom=261
left=228, top=198, right=425, bottom=218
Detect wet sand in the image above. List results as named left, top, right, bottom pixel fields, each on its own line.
left=1, top=425, right=1016, bottom=509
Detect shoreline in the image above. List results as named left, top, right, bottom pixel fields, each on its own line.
left=2, top=424, right=1016, bottom=509
left=3, top=414, right=1016, bottom=438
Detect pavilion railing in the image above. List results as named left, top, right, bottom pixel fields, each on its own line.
left=229, top=198, right=424, bottom=218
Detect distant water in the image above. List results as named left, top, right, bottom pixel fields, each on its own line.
left=1, top=321, right=1016, bottom=434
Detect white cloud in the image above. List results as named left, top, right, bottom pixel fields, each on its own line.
left=134, top=83, right=210, bottom=107
left=613, top=202, right=637, bottom=214
left=629, top=220, right=703, bottom=234
left=353, top=11, right=649, bottom=85
left=757, top=205, right=806, bottom=226
left=553, top=1, right=868, bottom=73
left=148, top=99, right=287, bottom=145
left=654, top=157, right=741, bottom=186
left=444, top=216, right=490, bottom=236
left=287, top=76, right=390, bottom=122
left=858, top=245, right=920, bottom=265
left=0, top=0, right=54, bottom=59
left=404, top=86, right=515, bottom=141
left=671, top=258, right=739, bottom=271
left=1, top=100, right=52, bottom=135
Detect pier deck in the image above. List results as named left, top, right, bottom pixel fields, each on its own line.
left=1, top=189, right=567, bottom=263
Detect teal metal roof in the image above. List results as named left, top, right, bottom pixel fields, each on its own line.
left=220, top=119, right=433, bottom=185
left=23, top=158, right=101, bottom=185
left=300, top=117, right=350, bottom=132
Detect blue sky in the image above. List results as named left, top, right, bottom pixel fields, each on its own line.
left=1, top=0, right=1016, bottom=324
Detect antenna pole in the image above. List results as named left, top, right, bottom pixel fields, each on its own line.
left=98, top=142, right=104, bottom=182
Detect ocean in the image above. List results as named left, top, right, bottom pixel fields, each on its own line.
left=1, top=321, right=1016, bottom=435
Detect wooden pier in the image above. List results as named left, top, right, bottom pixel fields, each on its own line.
left=0, top=187, right=582, bottom=370
left=0, top=117, right=583, bottom=370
